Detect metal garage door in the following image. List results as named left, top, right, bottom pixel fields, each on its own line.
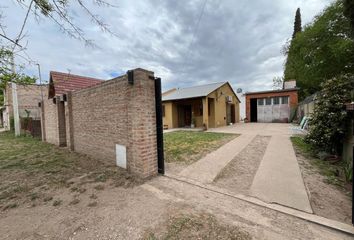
left=257, top=96, right=290, bottom=123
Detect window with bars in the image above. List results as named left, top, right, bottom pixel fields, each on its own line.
left=257, top=98, right=264, bottom=105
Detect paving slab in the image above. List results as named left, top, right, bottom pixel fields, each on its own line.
left=250, top=135, right=313, bottom=213
left=178, top=134, right=255, bottom=184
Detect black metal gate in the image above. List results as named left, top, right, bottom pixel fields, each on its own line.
left=154, top=77, right=165, bottom=174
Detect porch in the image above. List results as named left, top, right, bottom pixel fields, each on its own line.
left=163, top=97, right=237, bottom=129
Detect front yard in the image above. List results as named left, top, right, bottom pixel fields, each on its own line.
left=164, top=131, right=238, bottom=164
left=0, top=131, right=140, bottom=211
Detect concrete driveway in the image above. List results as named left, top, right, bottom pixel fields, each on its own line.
left=177, top=123, right=312, bottom=213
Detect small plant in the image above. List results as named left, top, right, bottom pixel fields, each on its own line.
left=69, top=199, right=80, bottom=205
left=43, top=196, right=53, bottom=202
left=52, top=199, right=62, bottom=206
left=89, top=194, right=98, bottom=199
left=94, top=185, right=104, bottom=191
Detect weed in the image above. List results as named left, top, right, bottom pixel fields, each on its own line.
left=43, top=196, right=53, bottom=202
left=89, top=194, right=98, bottom=199
left=69, top=199, right=80, bottom=205
left=52, top=199, right=62, bottom=206
left=94, top=185, right=104, bottom=191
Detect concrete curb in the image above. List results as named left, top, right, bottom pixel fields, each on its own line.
left=164, top=173, right=354, bottom=236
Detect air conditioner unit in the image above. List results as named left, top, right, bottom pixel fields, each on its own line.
left=226, top=96, right=233, bottom=103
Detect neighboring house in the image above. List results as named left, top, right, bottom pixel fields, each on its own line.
left=42, top=71, right=103, bottom=146
left=2, top=83, right=47, bottom=130
left=162, top=82, right=240, bottom=129
left=245, top=80, right=298, bottom=123
left=297, top=93, right=317, bottom=119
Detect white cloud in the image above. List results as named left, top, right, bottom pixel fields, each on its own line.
left=1, top=0, right=332, bottom=91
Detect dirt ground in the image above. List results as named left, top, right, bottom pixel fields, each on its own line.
left=1, top=176, right=351, bottom=240
left=213, top=136, right=270, bottom=194
left=294, top=150, right=352, bottom=224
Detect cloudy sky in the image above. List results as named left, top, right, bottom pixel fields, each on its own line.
left=1, top=0, right=332, bottom=92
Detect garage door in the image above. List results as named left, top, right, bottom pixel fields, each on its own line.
left=257, top=96, right=290, bottom=123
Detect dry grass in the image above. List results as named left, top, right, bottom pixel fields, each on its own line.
left=142, top=213, right=251, bottom=240
left=0, top=131, right=142, bottom=211
left=164, top=131, right=238, bottom=164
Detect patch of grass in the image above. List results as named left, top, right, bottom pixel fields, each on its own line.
left=94, top=185, right=104, bottom=191
left=164, top=131, right=238, bottom=164
left=43, top=196, right=53, bottom=202
left=291, top=136, right=347, bottom=189
left=89, top=194, right=98, bottom=199
left=69, top=199, right=80, bottom=205
left=142, top=213, right=251, bottom=240
left=52, top=199, right=62, bottom=206
left=2, top=203, right=18, bottom=211
left=0, top=131, right=142, bottom=209
left=87, top=201, right=98, bottom=207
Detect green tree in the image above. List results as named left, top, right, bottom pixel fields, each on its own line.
left=284, top=1, right=354, bottom=99
left=305, top=74, right=353, bottom=154
left=292, top=8, right=302, bottom=39
left=0, top=47, right=36, bottom=90
left=283, top=8, right=302, bottom=82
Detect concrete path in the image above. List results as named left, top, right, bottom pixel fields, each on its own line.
left=178, top=134, right=256, bottom=183
left=250, top=134, right=313, bottom=213
left=187, top=123, right=313, bottom=213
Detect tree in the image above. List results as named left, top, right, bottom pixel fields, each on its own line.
left=0, top=0, right=117, bottom=50
left=292, top=8, right=302, bottom=39
left=0, top=47, right=36, bottom=91
left=284, top=1, right=354, bottom=100
left=283, top=8, right=302, bottom=84
left=272, top=76, right=283, bottom=90
left=305, top=74, right=353, bottom=154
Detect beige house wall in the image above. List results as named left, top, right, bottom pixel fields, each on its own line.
left=162, top=83, right=240, bottom=129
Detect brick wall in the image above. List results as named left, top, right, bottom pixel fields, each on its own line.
left=245, top=90, right=298, bottom=122
left=65, top=69, right=158, bottom=178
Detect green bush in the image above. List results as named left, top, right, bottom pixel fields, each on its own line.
left=305, top=74, right=353, bottom=154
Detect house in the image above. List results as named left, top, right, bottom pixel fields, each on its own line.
left=2, top=83, right=47, bottom=130
left=162, top=82, right=240, bottom=129
left=245, top=80, right=298, bottom=123
left=42, top=71, right=103, bottom=145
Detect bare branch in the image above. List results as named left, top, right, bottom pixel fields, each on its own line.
left=0, top=34, right=23, bottom=47
left=93, top=0, right=119, bottom=8
left=76, top=0, right=119, bottom=37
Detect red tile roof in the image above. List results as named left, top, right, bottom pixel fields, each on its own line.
left=49, top=71, right=103, bottom=98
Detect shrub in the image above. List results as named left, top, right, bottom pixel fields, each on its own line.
left=305, top=74, right=353, bottom=154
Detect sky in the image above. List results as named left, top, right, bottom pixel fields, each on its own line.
left=1, top=0, right=332, bottom=92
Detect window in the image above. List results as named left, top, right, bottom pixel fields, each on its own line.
left=199, top=104, right=203, bottom=116
left=162, top=105, right=165, bottom=117
left=281, top=96, right=289, bottom=104
left=265, top=98, right=272, bottom=105
left=273, top=97, right=280, bottom=105
left=257, top=98, right=264, bottom=105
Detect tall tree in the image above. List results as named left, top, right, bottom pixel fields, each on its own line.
left=284, top=1, right=354, bottom=99
left=292, top=8, right=302, bottom=39
left=283, top=8, right=302, bottom=83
